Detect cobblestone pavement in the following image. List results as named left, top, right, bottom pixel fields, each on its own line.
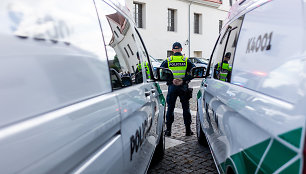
left=148, top=80, right=218, bottom=174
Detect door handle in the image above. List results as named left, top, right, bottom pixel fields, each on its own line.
left=203, top=83, right=208, bottom=87
left=145, top=91, right=151, bottom=97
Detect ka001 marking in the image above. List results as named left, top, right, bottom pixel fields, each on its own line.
left=246, top=32, right=273, bottom=54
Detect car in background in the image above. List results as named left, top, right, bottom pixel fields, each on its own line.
left=156, top=58, right=165, bottom=63
left=150, top=55, right=162, bottom=72
left=189, top=57, right=209, bottom=69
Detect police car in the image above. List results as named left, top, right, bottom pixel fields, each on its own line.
left=196, top=0, right=306, bottom=173
left=0, top=0, right=166, bottom=173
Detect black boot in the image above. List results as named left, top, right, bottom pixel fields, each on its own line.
left=165, top=124, right=172, bottom=137
left=185, top=125, right=194, bottom=136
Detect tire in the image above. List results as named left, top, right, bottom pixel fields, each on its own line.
left=227, top=166, right=236, bottom=174
left=152, top=123, right=165, bottom=163
left=152, top=103, right=166, bottom=164
left=196, top=109, right=208, bottom=146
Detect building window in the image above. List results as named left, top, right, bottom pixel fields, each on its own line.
left=194, top=13, right=201, bottom=34
left=114, top=31, right=119, bottom=38
left=124, top=47, right=130, bottom=58
left=167, top=50, right=173, bottom=57
left=168, top=9, right=175, bottom=32
left=116, top=26, right=121, bottom=32
left=133, top=2, right=143, bottom=28
left=219, top=20, right=223, bottom=33
left=127, top=44, right=134, bottom=55
left=194, top=51, right=202, bottom=57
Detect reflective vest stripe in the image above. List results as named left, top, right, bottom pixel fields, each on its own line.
left=174, top=74, right=186, bottom=79
left=172, top=70, right=186, bottom=73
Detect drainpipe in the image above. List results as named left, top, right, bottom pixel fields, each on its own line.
left=188, top=1, right=192, bottom=57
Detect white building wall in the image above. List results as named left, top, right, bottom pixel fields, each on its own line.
left=126, top=0, right=235, bottom=60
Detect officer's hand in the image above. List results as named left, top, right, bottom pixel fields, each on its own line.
left=173, top=79, right=183, bottom=86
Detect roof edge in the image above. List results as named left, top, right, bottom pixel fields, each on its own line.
left=182, top=0, right=222, bottom=8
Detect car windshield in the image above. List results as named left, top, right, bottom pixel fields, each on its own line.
left=191, top=57, right=208, bottom=64
left=198, top=58, right=209, bottom=64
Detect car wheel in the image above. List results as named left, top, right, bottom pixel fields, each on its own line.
left=152, top=123, right=165, bottom=162
left=196, top=109, right=208, bottom=146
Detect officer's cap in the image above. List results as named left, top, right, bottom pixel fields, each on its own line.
left=225, top=52, right=231, bottom=58
left=172, top=42, right=182, bottom=49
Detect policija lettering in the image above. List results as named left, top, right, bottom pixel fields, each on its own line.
left=169, top=62, right=186, bottom=67
left=246, top=32, right=272, bottom=54
left=130, top=119, right=148, bottom=161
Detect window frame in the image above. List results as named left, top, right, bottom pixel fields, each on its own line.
left=167, top=50, right=173, bottom=57
left=133, top=2, right=143, bottom=28
left=205, top=16, right=244, bottom=83
left=194, top=13, right=201, bottom=34
left=95, top=0, right=147, bottom=91
left=167, top=9, right=175, bottom=32
left=219, top=20, right=223, bottom=33
left=134, top=27, right=154, bottom=80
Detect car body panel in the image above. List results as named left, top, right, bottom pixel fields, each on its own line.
left=197, top=0, right=306, bottom=173
left=0, top=0, right=111, bottom=127
left=0, top=0, right=165, bottom=173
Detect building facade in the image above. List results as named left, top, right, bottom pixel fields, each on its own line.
left=126, top=0, right=237, bottom=60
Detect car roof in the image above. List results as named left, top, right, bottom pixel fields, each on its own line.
left=224, top=0, right=272, bottom=27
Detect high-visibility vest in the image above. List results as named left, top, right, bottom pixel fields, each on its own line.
left=217, top=62, right=232, bottom=81
left=167, top=55, right=188, bottom=79
left=137, top=62, right=150, bottom=78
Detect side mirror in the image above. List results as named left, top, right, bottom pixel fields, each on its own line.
left=155, top=67, right=173, bottom=81
left=121, top=76, right=132, bottom=87
left=191, top=67, right=206, bottom=78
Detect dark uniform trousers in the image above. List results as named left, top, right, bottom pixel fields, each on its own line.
left=166, top=84, right=192, bottom=128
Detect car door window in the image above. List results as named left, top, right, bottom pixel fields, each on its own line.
left=133, top=28, right=152, bottom=80
left=209, top=16, right=244, bottom=82
left=209, top=27, right=230, bottom=80
left=95, top=1, right=145, bottom=90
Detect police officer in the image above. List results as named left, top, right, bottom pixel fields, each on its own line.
left=160, top=42, right=195, bottom=136
left=136, top=52, right=151, bottom=79
left=214, top=52, right=232, bottom=82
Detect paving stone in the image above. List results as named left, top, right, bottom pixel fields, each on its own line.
left=148, top=80, right=217, bottom=174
